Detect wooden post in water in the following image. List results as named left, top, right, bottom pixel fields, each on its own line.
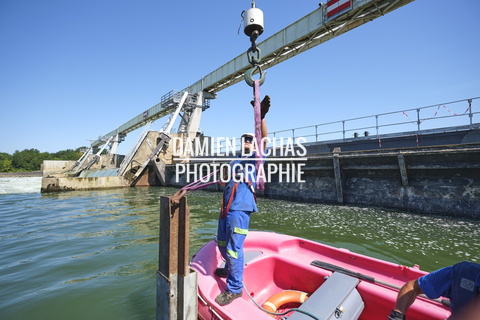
left=156, top=196, right=197, bottom=320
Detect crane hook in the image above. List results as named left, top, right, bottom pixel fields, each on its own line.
left=245, top=64, right=266, bottom=87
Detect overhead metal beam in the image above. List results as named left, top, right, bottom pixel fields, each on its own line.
left=193, top=0, right=414, bottom=94
left=92, top=0, right=414, bottom=148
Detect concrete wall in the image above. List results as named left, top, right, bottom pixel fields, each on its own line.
left=42, top=176, right=131, bottom=192
left=166, top=144, right=480, bottom=219
left=42, top=160, right=76, bottom=176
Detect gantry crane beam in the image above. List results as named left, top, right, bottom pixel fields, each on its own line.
left=92, top=0, right=414, bottom=148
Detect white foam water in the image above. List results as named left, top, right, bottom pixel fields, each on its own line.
left=0, top=177, right=42, bottom=194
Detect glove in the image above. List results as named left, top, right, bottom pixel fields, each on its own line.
left=250, top=95, right=271, bottom=119
left=387, top=310, right=405, bottom=320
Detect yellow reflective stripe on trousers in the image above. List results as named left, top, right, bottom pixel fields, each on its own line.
left=217, top=240, right=226, bottom=247
left=227, top=249, right=239, bottom=259
left=234, top=227, right=248, bottom=235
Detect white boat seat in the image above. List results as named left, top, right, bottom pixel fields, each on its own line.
left=289, top=272, right=364, bottom=320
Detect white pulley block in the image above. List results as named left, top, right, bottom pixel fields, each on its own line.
left=244, top=7, right=264, bottom=37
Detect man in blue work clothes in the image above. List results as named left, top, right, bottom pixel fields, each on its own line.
left=388, top=260, right=480, bottom=320
left=214, top=95, right=270, bottom=306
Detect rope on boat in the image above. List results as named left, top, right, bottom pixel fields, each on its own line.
left=242, top=283, right=321, bottom=320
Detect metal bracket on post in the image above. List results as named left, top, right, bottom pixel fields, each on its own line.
left=157, top=196, right=197, bottom=320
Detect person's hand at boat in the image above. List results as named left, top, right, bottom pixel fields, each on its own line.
left=389, top=261, right=480, bottom=320
left=388, top=278, right=422, bottom=320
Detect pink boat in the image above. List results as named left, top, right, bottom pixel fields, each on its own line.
left=190, top=231, right=451, bottom=320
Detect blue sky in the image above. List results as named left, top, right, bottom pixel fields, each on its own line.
left=1, top=0, right=479, bottom=155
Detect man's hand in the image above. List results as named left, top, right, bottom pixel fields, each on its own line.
left=250, top=95, right=271, bottom=119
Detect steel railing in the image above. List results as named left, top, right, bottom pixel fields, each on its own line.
left=207, top=97, right=479, bottom=155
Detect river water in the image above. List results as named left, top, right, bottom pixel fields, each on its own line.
left=1, top=177, right=479, bottom=319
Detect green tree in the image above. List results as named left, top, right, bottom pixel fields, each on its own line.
left=0, top=152, right=12, bottom=161
left=0, top=152, right=15, bottom=172
left=0, top=159, right=13, bottom=172
left=1, top=147, right=86, bottom=172
left=52, top=149, right=83, bottom=161
left=12, top=149, right=43, bottom=171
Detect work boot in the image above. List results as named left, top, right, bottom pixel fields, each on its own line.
left=214, top=268, right=229, bottom=278
left=215, top=290, right=242, bottom=306
left=387, top=311, right=405, bottom=320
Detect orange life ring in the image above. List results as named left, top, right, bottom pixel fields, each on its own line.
left=261, top=290, right=309, bottom=317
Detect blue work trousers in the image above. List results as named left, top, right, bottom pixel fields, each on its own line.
left=217, top=210, right=251, bottom=294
